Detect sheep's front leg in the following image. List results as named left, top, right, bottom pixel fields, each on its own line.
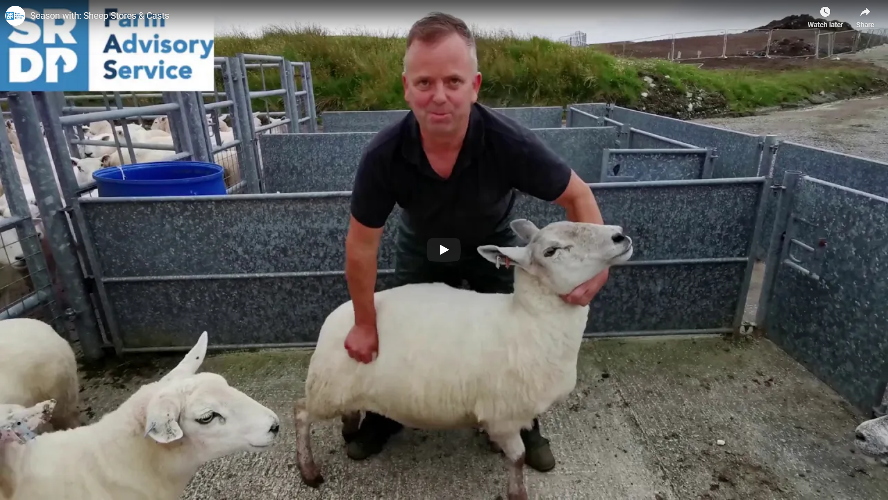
left=487, top=431, right=527, bottom=500
left=341, top=411, right=361, bottom=443
left=293, top=398, right=324, bottom=487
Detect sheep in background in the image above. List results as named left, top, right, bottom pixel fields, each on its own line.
left=0, top=318, right=81, bottom=434
left=294, top=218, right=634, bottom=500
left=1, top=331, right=281, bottom=500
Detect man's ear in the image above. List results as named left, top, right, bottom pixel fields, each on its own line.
left=144, top=387, right=185, bottom=444
left=477, top=245, right=531, bottom=269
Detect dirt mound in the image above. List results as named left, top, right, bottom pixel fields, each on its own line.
left=751, top=13, right=853, bottom=32
left=761, top=37, right=816, bottom=57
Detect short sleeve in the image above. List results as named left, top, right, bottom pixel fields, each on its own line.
left=349, top=147, right=397, bottom=229
left=509, top=130, right=573, bottom=202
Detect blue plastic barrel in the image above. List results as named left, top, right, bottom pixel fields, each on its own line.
left=92, top=161, right=227, bottom=197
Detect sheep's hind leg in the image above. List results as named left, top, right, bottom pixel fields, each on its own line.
left=487, top=429, right=528, bottom=500
left=294, top=398, right=324, bottom=487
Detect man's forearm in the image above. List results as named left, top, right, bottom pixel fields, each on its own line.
left=345, top=244, right=379, bottom=326
left=566, top=192, right=604, bottom=225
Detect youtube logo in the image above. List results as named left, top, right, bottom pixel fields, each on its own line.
left=427, top=237, right=461, bottom=263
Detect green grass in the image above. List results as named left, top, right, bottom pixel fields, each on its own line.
left=214, top=24, right=888, bottom=118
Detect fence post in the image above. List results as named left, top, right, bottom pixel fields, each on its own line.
left=670, top=34, right=675, bottom=60
left=279, top=61, right=298, bottom=134
left=6, top=91, right=105, bottom=361
left=722, top=31, right=727, bottom=58
left=755, top=170, right=802, bottom=329
left=765, top=30, right=773, bottom=58
left=815, top=30, right=820, bottom=58
left=230, top=55, right=262, bottom=193
left=0, top=100, right=64, bottom=332
left=178, top=92, right=213, bottom=163
left=303, top=62, right=318, bottom=132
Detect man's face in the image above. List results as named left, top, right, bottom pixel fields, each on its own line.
left=402, top=32, right=481, bottom=138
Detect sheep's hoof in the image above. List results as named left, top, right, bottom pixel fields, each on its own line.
left=300, top=471, right=325, bottom=488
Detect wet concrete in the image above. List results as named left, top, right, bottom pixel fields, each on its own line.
left=77, top=333, right=888, bottom=500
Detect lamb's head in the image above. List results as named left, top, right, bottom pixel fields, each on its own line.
left=141, top=331, right=281, bottom=462
left=855, top=414, right=888, bottom=458
left=478, top=219, right=633, bottom=296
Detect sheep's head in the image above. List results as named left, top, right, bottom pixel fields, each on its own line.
left=478, top=219, right=633, bottom=297
left=0, top=399, right=56, bottom=443
left=142, top=331, right=281, bottom=461
left=855, top=414, right=888, bottom=458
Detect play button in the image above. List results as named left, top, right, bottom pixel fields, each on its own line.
left=427, top=237, right=461, bottom=263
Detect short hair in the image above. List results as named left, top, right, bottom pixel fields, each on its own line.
left=403, top=12, right=478, bottom=72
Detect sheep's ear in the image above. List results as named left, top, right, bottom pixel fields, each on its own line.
left=144, top=390, right=185, bottom=443
left=160, top=331, right=208, bottom=382
left=477, top=245, right=531, bottom=269
left=0, top=429, right=20, bottom=444
left=509, top=219, right=539, bottom=242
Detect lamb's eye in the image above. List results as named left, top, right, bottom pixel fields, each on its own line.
left=196, top=412, right=219, bottom=425
left=543, top=247, right=558, bottom=257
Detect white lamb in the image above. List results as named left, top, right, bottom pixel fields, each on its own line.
left=0, top=318, right=81, bottom=433
left=0, top=331, right=280, bottom=500
left=294, top=218, right=634, bottom=500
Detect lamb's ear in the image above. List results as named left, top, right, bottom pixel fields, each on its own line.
left=0, top=429, right=21, bottom=444
left=160, top=331, right=208, bottom=383
left=510, top=219, right=539, bottom=242
left=477, top=245, right=531, bottom=269
left=144, top=389, right=185, bottom=443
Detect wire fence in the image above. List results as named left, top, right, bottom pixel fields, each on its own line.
left=589, top=27, right=888, bottom=61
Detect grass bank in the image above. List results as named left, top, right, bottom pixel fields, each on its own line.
left=216, top=25, right=888, bottom=119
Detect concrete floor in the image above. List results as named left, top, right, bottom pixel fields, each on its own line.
left=78, top=322, right=888, bottom=500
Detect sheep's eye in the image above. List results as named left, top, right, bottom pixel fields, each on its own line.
left=543, top=247, right=558, bottom=257
left=195, top=412, right=219, bottom=425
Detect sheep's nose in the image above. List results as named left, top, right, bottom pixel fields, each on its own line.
left=612, top=233, right=626, bottom=243
left=84, top=152, right=93, bottom=158
left=856, top=431, right=866, bottom=442
left=269, top=421, right=280, bottom=434
left=14, top=255, right=23, bottom=262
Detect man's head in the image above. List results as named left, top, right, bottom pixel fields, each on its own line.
left=402, top=12, right=481, bottom=140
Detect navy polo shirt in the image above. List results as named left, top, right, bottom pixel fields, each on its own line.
left=349, top=103, right=573, bottom=247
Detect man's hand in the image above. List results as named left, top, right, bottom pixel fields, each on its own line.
left=560, top=268, right=609, bottom=306
left=344, top=323, right=379, bottom=363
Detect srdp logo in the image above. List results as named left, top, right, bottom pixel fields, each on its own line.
left=1, top=2, right=89, bottom=91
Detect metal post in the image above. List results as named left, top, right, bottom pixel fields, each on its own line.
left=178, top=92, right=212, bottom=163
left=6, top=92, right=105, bottom=361
left=230, top=55, right=262, bottom=193
left=303, top=62, right=318, bottom=132
left=755, top=170, right=802, bottom=329
left=161, top=92, right=189, bottom=158
left=722, top=31, right=728, bottom=58
left=279, top=62, right=298, bottom=133
left=0, top=100, right=63, bottom=333
left=765, top=30, right=773, bottom=58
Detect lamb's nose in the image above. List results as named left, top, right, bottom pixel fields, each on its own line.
left=856, top=431, right=866, bottom=442
left=14, top=255, right=23, bottom=262
left=612, top=233, right=626, bottom=243
left=269, top=421, right=280, bottom=434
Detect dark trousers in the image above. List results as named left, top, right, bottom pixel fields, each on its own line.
left=360, top=218, right=539, bottom=437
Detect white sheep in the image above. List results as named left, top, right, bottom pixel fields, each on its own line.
left=294, top=218, right=634, bottom=500
left=0, top=331, right=282, bottom=500
left=0, top=318, right=81, bottom=433
left=855, top=413, right=888, bottom=460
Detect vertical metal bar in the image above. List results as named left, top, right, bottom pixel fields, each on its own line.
left=599, top=149, right=611, bottom=183
left=178, top=92, right=212, bottom=163
left=733, top=178, right=770, bottom=331
left=722, top=31, right=728, bottom=58
left=566, top=107, right=574, bottom=128
left=161, top=92, right=187, bottom=157
left=220, top=58, right=252, bottom=193
left=6, top=92, right=104, bottom=361
left=0, top=100, right=64, bottom=334
left=36, top=93, right=81, bottom=203
left=303, top=62, right=318, bottom=132
left=755, top=170, right=803, bottom=328
left=700, top=148, right=715, bottom=179
left=279, top=61, right=297, bottom=133
left=112, top=92, right=138, bottom=164
left=231, top=55, right=261, bottom=193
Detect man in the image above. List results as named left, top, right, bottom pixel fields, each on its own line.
left=342, top=12, right=609, bottom=473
